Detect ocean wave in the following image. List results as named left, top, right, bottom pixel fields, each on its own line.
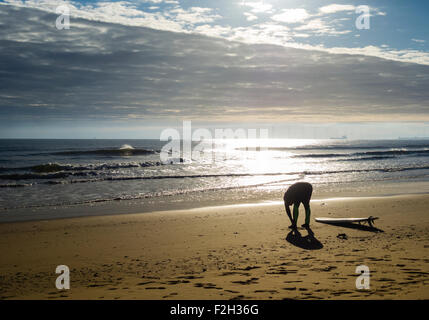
left=336, top=156, right=396, bottom=161
left=0, top=176, right=302, bottom=208
left=236, top=144, right=429, bottom=151
left=0, top=160, right=170, bottom=174
left=74, top=165, right=429, bottom=180
left=0, top=172, right=83, bottom=180
left=294, top=153, right=349, bottom=158
left=294, top=149, right=429, bottom=159
left=0, top=183, right=32, bottom=188
left=3, top=164, right=429, bottom=186
left=4, top=168, right=429, bottom=209
left=52, top=148, right=158, bottom=156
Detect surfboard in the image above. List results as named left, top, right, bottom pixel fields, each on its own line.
left=315, top=216, right=379, bottom=227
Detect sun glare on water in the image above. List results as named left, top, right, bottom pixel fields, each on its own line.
left=216, top=138, right=325, bottom=189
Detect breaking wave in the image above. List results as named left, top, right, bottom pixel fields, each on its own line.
left=51, top=148, right=157, bottom=156
left=294, top=149, right=429, bottom=159
left=2, top=164, right=429, bottom=187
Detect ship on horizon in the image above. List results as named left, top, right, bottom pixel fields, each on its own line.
left=329, top=135, right=348, bottom=140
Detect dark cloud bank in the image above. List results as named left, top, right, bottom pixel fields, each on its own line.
left=0, top=4, right=428, bottom=125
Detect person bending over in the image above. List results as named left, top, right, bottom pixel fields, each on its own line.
left=283, top=182, right=313, bottom=229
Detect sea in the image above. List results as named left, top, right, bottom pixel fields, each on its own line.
left=1, top=138, right=429, bottom=221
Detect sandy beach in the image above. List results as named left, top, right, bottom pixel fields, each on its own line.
left=0, top=194, right=428, bottom=300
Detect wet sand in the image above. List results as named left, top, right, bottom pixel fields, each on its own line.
left=0, top=194, right=428, bottom=300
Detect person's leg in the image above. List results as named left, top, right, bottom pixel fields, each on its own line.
left=303, top=201, right=311, bottom=226
left=293, top=202, right=299, bottom=226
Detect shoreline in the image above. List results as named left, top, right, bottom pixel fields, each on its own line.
left=2, top=178, right=429, bottom=223
left=2, top=191, right=429, bottom=224
left=1, top=193, right=428, bottom=299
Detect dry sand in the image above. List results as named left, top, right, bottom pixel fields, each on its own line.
left=0, top=194, right=428, bottom=300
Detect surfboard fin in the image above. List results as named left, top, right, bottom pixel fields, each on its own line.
left=368, top=216, right=379, bottom=227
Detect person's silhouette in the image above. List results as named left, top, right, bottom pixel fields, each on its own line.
left=283, top=182, right=313, bottom=229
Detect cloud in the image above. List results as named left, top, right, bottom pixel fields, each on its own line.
left=243, top=12, right=258, bottom=22
left=240, top=1, right=273, bottom=13
left=138, top=0, right=178, bottom=4
left=2, top=0, right=187, bottom=32
left=225, top=22, right=292, bottom=45
left=324, top=45, right=429, bottom=66
left=1, top=0, right=220, bottom=33
left=294, top=18, right=351, bottom=35
left=1, top=1, right=427, bottom=66
left=319, top=4, right=355, bottom=14
left=271, top=8, right=310, bottom=24
left=193, top=24, right=232, bottom=37
left=319, top=4, right=386, bottom=17
left=0, top=5, right=428, bottom=125
left=169, top=7, right=222, bottom=24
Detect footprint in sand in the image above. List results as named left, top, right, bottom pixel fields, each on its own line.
left=282, top=287, right=296, bottom=291
left=254, top=289, right=278, bottom=294
left=224, top=289, right=240, bottom=293
left=165, top=280, right=190, bottom=285
left=87, top=284, right=105, bottom=288
left=230, top=295, right=253, bottom=300
left=220, top=271, right=250, bottom=277
left=194, top=282, right=223, bottom=290
left=238, top=266, right=261, bottom=271
left=267, top=268, right=298, bottom=275
left=231, top=277, right=259, bottom=285
left=177, top=275, right=203, bottom=280
left=137, top=281, right=156, bottom=286
left=162, top=292, right=178, bottom=298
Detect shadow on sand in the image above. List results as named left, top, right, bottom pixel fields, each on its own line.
left=286, top=228, right=323, bottom=250
left=316, top=222, right=384, bottom=233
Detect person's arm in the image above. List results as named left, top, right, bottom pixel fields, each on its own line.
left=284, top=199, right=293, bottom=225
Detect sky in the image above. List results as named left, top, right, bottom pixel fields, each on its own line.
left=0, top=0, right=428, bottom=138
